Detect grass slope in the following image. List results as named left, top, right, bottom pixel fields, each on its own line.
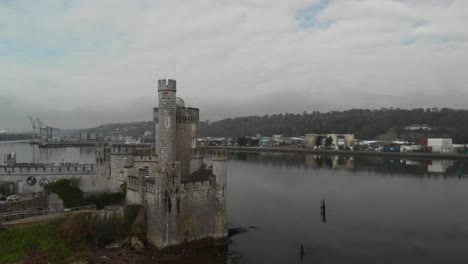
left=0, top=222, right=73, bottom=264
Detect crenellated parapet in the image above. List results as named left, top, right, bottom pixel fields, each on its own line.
left=0, top=163, right=96, bottom=174
left=127, top=175, right=139, bottom=191
left=180, top=177, right=215, bottom=192
left=111, top=144, right=136, bottom=155
left=133, top=148, right=155, bottom=157
left=134, top=155, right=157, bottom=163
left=158, top=79, right=176, bottom=91
left=154, top=107, right=199, bottom=124
left=145, top=178, right=156, bottom=193
left=191, top=148, right=204, bottom=159
left=95, top=143, right=111, bottom=164
left=176, top=107, right=199, bottom=124
left=212, top=149, right=228, bottom=161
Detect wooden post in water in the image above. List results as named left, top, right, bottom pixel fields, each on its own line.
left=321, top=199, right=326, bottom=223
left=301, top=243, right=305, bottom=261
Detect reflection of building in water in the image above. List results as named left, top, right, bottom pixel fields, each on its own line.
left=403, top=159, right=423, bottom=166
left=305, top=154, right=317, bottom=168
left=427, top=160, right=454, bottom=173
left=346, top=157, right=355, bottom=169
left=305, top=155, right=355, bottom=169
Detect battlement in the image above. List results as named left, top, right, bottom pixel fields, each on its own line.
left=134, top=155, right=157, bottom=163
left=158, top=79, right=176, bottom=91
left=176, top=108, right=199, bottom=124
left=127, top=175, right=140, bottom=191
left=133, top=148, right=155, bottom=157
left=181, top=177, right=215, bottom=192
left=0, top=163, right=96, bottom=174
left=4, top=153, right=16, bottom=166
left=145, top=178, right=156, bottom=193
left=111, top=144, right=136, bottom=155
left=165, top=161, right=181, bottom=177
left=212, top=149, right=228, bottom=161
left=191, top=148, right=204, bottom=159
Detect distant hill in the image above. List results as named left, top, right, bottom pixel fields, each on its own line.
left=82, top=108, right=468, bottom=143
left=81, top=121, right=155, bottom=138
left=0, top=133, right=32, bottom=141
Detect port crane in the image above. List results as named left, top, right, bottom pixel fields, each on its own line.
left=28, top=116, right=61, bottom=144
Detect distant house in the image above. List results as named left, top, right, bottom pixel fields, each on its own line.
left=405, top=124, right=431, bottom=131
left=427, top=138, right=454, bottom=153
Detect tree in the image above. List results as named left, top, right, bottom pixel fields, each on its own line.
left=325, top=136, right=333, bottom=148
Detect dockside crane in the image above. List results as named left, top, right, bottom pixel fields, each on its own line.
left=28, top=116, right=37, bottom=143
left=28, top=116, right=61, bottom=144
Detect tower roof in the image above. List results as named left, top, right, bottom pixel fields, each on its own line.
left=176, top=97, right=185, bottom=108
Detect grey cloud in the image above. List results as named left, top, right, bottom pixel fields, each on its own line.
left=1, top=0, right=468, bottom=130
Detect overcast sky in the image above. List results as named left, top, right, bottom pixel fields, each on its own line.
left=1, top=0, right=467, bottom=131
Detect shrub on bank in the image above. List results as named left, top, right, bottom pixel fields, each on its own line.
left=0, top=222, right=74, bottom=264
left=124, top=204, right=141, bottom=228
left=45, top=179, right=86, bottom=208
left=84, top=192, right=126, bottom=209
left=61, top=205, right=139, bottom=247
left=45, top=179, right=126, bottom=209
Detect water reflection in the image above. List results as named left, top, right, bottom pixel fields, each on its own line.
left=229, top=152, right=466, bottom=177
left=226, top=152, right=468, bottom=264
left=3, top=143, right=468, bottom=263
left=0, top=141, right=95, bottom=164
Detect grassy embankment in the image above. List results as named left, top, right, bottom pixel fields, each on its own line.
left=0, top=180, right=140, bottom=264
left=0, top=222, right=78, bottom=264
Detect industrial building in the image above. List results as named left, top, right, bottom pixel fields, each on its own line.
left=305, top=133, right=355, bottom=148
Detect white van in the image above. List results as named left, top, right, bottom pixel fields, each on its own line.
left=6, top=195, right=20, bottom=202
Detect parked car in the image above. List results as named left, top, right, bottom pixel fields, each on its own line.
left=6, top=195, right=20, bottom=202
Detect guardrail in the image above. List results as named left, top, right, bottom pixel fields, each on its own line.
left=0, top=204, right=96, bottom=223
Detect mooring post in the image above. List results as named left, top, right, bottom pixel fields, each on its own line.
left=321, top=199, right=326, bottom=223
left=300, top=243, right=305, bottom=261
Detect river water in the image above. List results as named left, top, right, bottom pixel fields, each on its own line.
left=2, top=141, right=468, bottom=264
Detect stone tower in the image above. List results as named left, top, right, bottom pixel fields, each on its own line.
left=156, top=79, right=177, bottom=168
left=139, top=78, right=228, bottom=249
left=212, top=149, right=228, bottom=239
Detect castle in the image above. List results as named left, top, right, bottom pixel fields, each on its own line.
left=107, top=79, right=228, bottom=248
left=0, top=79, right=228, bottom=249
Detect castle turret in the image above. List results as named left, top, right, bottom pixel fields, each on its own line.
left=4, top=153, right=16, bottom=167
left=190, top=148, right=204, bottom=174
left=212, top=149, right=228, bottom=239
left=176, top=107, right=199, bottom=179
left=156, top=79, right=177, bottom=168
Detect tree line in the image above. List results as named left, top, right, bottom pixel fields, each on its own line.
left=198, top=108, right=468, bottom=143
left=82, top=108, right=468, bottom=144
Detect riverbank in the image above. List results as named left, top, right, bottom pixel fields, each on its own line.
left=201, top=146, right=468, bottom=160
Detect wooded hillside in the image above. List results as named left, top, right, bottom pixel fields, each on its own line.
left=83, top=108, right=468, bottom=143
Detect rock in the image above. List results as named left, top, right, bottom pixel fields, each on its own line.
left=71, top=261, right=88, bottom=264
left=105, top=242, right=122, bottom=249
left=100, top=255, right=109, bottom=260
left=228, top=228, right=247, bottom=237
left=130, top=236, right=145, bottom=252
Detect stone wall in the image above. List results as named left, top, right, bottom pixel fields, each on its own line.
left=0, top=163, right=112, bottom=194
left=110, top=154, right=133, bottom=191
left=176, top=123, right=192, bottom=179
left=0, top=197, right=46, bottom=213
left=177, top=186, right=217, bottom=242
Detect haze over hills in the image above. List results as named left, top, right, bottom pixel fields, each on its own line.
left=81, top=108, right=468, bottom=144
